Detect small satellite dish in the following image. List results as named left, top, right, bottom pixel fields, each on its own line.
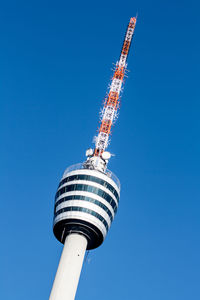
left=86, top=148, right=93, bottom=157
left=102, top=151, right=111, bottom=160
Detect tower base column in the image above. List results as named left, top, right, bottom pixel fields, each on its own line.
left=49, top=233, right=87, bottom=300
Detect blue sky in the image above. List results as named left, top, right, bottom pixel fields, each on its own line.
left=1, top=0, right=200, bottom=299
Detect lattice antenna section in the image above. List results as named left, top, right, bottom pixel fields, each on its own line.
left=94, top=17, right=137, bottom=156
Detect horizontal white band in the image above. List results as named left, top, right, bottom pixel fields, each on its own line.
left=54, top=211, right=107, bottom=237
left=55, top=200, right=112, bottom=227
left=62, top=168, right=120, bottom=194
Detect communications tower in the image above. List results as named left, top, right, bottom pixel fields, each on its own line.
left=49, top=17, right=137, bottom=300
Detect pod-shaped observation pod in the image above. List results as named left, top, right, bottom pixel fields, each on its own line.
left=53, top=163, right=120, bottom=250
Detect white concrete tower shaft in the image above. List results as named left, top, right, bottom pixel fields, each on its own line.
left=49, top=234, right=87, bottom=300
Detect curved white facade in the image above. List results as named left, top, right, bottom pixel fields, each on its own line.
left=53, top=164, right=120, bottom=249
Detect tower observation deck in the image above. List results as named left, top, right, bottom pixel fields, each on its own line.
left=49, top=17, right=136, bottom=300
left=53, top=163, right=120, bottom=250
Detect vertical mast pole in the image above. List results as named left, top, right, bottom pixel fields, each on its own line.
left=94, top=17, right=137, bottom=156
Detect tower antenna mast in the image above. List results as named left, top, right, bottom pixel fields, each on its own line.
left=85, top=17, right=137, bottom=172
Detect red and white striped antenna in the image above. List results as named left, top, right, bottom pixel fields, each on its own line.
left=85, top=17, right=137, bottom=172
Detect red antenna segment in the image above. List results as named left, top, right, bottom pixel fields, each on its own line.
left=94, top=17, right=137, bottom=156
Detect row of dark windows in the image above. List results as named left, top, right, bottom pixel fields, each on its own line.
left=55, top=195, right=114, bottom=222
left=55, top=184, right=118, bottom=211
left=54, top=206, right=109, bottom=230
left=58, top=174, right=119, bottom=201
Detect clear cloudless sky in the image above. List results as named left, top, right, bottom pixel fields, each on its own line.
left=1, top=0, right=200, bottom=299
